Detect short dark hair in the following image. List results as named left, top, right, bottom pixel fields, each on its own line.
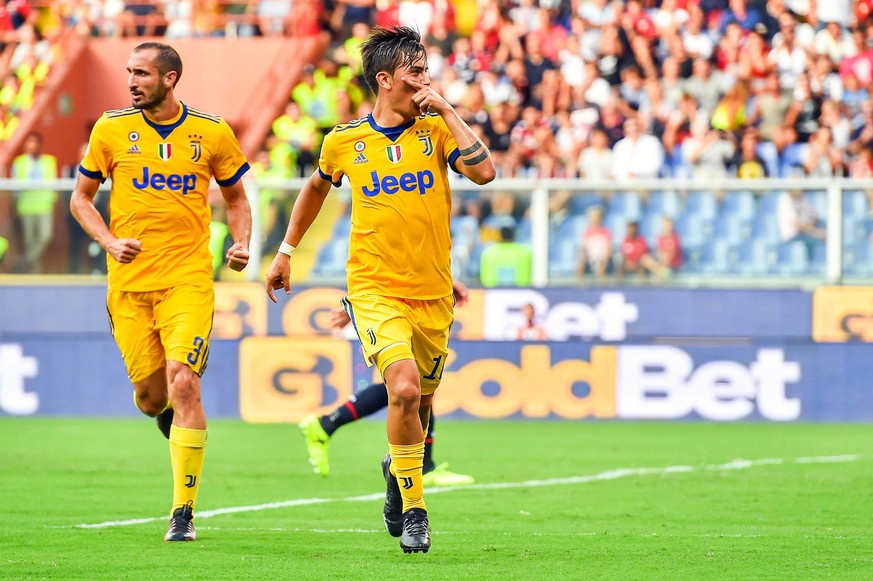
left=360, top=26, right=427, bottom=94
left=134, top=42, right=183, bottom=87
left=499, top=226, right=516, bottom=242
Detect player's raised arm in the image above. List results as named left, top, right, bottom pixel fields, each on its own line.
left=402, top=76, right=496, bottom=185
left=70, top=173, right=142, bottom=263
left=265, top=169, right=334, bottom=302
left=219, top=180, right=252, bottom=272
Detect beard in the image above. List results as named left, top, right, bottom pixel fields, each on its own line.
left=132, top=84, right=169, bottom=110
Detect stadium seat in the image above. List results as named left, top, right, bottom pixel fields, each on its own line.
left=603, top=212, right=629, bottom=251
left=737, top=238, right=773, bottom=276
left=555, top=215, right=587, bottom=241
left=684, top=191, right=718, bottom=222
left=675, top=212, right=706, bottom=246
left=808, top=190, right=827, bottom=220
left=843, top=190, right=868, bottom=218
left=810, top=241, right=827, bottom=276
left=312, top=238, right=349, bottom=277
left=756, top=141, right=780, bottom=178
left=639, top=212, right=663, bottom=248
left=515, top=217, right=532, bottom=244
left=723, top=191, right=755, bottom=220
left=607, top=192, right=643, bottom=221
left=699, top=238, right=736, bottom=275
left=779, top=143, right=807, bottom=178
left=713, top=212, right=750, bottom=246
left=751, top=211, right=780, bottom=245
left=647, top=190, right=681, bottom=218
left=775, top=240, right=810, bottom=276
left=451, top=215, right=480, bottom=249
left=549, top=236, right=580, bottom=277
left=482, top=214, right=518, bottom=232
left=568, top=193, right=605, bottom=216
left=758, top=191, right=783, bottom=214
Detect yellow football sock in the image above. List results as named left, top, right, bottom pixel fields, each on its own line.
left=169, top=425, right=207, bottom=513
left=389, top=441, right=426, bottom=512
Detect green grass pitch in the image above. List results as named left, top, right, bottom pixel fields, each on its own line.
left=2, top=418, right=872, bottom=579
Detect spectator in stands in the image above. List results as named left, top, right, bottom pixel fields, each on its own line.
left=803, top=126, right=844, bottom=177
left=777, top=189, right=825, bottom=259
left=738, top=25, right=773, bottom=84
left=12, top=131, right=57, bottom=273
left=769, top=14, right=809, bottom=93
left=733, top=129, right=769, bottom=178
left=684, top=57, right=732, bottom=116
left=653, top=215, right=683, bottom=278
left=578, top=127, right=613, bottom=181
left=683, top=119, right=736, bottom=180
left=578, top=205, right=612, bottom=280
left=749, top=72, right=790, bottom=147
left=513, top=303, right=548, bottom=341
left=271, top=100, right=319, bottom=176
left=483, top=101, right=516, bottom=177
left=711, top=80, right=749, bottom=134
left=785, top=73, right=822, bottom=144
left=719, top=0, right=765, bottom=36
left=617, top=220, right=651, bottom=279
left=839, top=28, right=873, bottom=86
left=814, top=20, right=854, bottom=64
left=611, top=115, right=665, bottom=180
left=479, top=225, right=532, bottom=288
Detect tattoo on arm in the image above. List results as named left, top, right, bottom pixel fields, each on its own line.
left=462, top=148, right=490, bottom=166
left=458, top=141, right=483, bottom=156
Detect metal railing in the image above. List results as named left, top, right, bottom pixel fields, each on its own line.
left=2, top=177, right=871, bottom=287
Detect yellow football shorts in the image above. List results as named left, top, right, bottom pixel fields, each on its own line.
left=341, top=294, right=454, bottom=395
left=106, top=284, right=215, bottom=383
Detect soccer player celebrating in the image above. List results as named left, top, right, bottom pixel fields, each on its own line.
left=299, top=280, right=474, bottom=487
left=70, top=42, right=252, bottom=542
left=266, top=26, right=495, bottom=553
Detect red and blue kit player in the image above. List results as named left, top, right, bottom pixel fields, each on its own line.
left=266, top=26, right=495, bottom=553
left=71, top=42, right=252, bottom=542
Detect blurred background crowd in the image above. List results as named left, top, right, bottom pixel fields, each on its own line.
left=2, top=0, right=872, bottom=282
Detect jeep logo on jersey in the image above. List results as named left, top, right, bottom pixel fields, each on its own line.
left=385, top=144, right=402, bottom=163
left=158, top=143, right=172, bottom=160
left=132, top=167, right=197, bottom=195
left=361, top=170, right=434, bottom=197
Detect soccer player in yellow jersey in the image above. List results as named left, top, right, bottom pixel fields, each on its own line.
left=70, top=42, right=253, bottom=542
left=266, top=26, right=495, bottom=553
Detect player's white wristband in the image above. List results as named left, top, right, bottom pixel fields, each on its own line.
left=278, top=242, right=296, bottom=257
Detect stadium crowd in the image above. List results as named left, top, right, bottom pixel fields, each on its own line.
left=5, top=0, right=873, bottom=279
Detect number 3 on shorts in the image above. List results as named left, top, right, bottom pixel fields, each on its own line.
left=187, top=336, right=205, bottom=365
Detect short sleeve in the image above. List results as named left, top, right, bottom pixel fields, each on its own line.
left=317, top=130, right=344, bottom=186
left=79, top=115, right=111, bottom=181
left=211, top=118, right=250, bottom=186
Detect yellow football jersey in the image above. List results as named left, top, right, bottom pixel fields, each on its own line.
left=80, top=103, right=249, bottom=291
left=318, top=113, right=460, bottom=299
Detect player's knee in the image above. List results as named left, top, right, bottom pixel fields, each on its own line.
left=135, top=394, right=167, bottom=417
left=388, top=377, right=421, bottom=412
left=167, top=364, right=201, bottom=410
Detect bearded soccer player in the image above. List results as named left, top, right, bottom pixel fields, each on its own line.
left=70, top=42, right=252, bottom=542
left=266, top=26, right=495, bottom=553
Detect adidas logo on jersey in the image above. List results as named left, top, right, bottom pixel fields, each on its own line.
left=127, top=145, right=141, bottom=154
left=353, top=152, right=368, bottom=164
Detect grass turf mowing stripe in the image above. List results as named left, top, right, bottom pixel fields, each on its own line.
left=69, top=453, right=862, bottom=530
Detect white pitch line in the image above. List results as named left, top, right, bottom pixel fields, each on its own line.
left=71, top=454, right=862, bottom=530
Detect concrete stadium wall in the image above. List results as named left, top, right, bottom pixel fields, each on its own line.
left=1, top=283, right=869, bottom=421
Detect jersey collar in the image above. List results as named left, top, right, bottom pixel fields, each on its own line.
left=367, top=113, right=415, bottom=142
left=141, top=103, right=188, bottom=139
